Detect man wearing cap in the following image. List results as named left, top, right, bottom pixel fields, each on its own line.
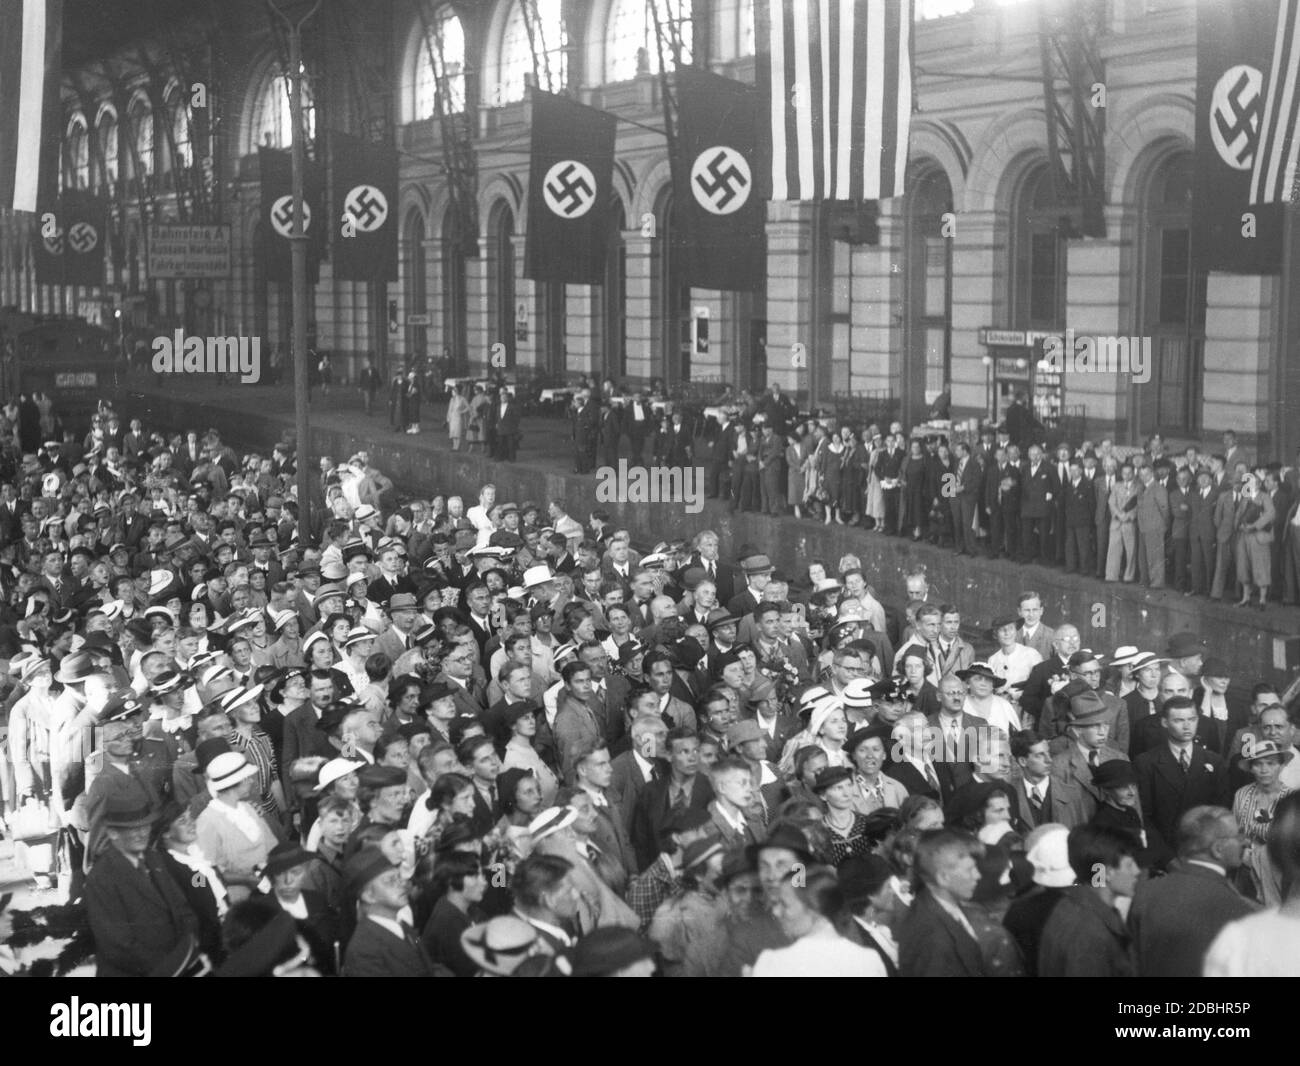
left=343, top=847, right=445, bottom=977
left=1048, top=689, right=1129, bottom=829
left=728, top=718, right=787, bottom=819
left=726, top=554, right=774, bottom=621
left=77, top=691, right=171, bottom=867
left=1133, top=697, right=1232, bottom=866
left=1128, top=805, right=1256, bottom=976
left=1042, top=653, right=1129, bottom=756
left=85, top=784, right=201, bottom=977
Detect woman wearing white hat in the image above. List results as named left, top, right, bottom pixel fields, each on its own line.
left=194, top=750, right=280, bottom=903
left=1234, top=740, right=1294, bottom=905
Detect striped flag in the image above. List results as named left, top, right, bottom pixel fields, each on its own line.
left=1251, top=0, right=1300, bottom=205
left=0, top=0, right=62, bottom=213
left=761, top=0, right=913, bottom=202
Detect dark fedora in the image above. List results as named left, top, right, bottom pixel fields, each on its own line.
left=746, top=822, right=814, bottom=864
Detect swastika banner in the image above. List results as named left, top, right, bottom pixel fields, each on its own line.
left=1193, top=0, right=1283, bottom=274
left=524, top=89, right=617, bottom=286
left=673, top=67, right=767, bottom=292
left=329, top=130, right=398, bottom=282
left=33, top=188, right=105, bottom=288
left=258, top=145, right=324, bottom=285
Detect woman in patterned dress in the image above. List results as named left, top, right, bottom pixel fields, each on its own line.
left=226, top=688, right=284, bottom=827
left=1233, top=740, right=1293, bottom=905
left=814, top=767, right=876, bottom=865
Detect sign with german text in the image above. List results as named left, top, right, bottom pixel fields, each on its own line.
left=147, top=223, right=232, bottom=279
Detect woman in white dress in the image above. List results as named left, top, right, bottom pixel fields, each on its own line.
left=750, top=866, right=886, bottom=977
left=959, top=662, right=1021, bottom=737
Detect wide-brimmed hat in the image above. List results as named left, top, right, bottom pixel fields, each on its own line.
left=102, top=784, right=159, bottom=829
left=740, top=554, right=774, bottom=576
left=263, top=842, right=315, bottom=879
left=522, top=564, right=555, bottom=589
left=842, top=677, right=875, bottom=710
left=528, top=806, right=577, bottom=844
left=1067, top=689, right=1110, bottom=727
left=1239, top=739, right=1296, bottom=772
left=1107, top=646, right=1144, bottom=670
left=55, top=651, right=99, bottom=684
left=1091, top=759, right=1138, bottom=790
left=314, top=757, right=365, bottom=792
left=205, top=751, right=257, bottom=792
left=460, top=917, right=540, bottom=977
left=957, top=662, right=1005, bottom=688
left=812, top=766, right=854, bottom=793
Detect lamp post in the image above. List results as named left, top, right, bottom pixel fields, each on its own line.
left=266, top=0, right=321, bottom=550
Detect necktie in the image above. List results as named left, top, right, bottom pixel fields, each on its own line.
left=672, top=784, right=688, bottom=812
left=1179, top=749, right=1190, bottom=772
left=924, top=763, right=940, bottom=791
left=1088, top=750, right=1099, bottom=768
left=1029, top=783, right=1043, bottom=812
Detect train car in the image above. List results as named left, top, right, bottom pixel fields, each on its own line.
left=7, top=316, right=118, bottom=423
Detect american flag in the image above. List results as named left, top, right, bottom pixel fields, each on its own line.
left=1251, top=0, right=1300, bottom=205
left=0, top=0, right=62, bottom=214
left=762, top=0, right=913, bottom=202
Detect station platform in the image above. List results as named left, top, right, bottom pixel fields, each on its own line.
left=110, top=374, right=1300, bottom=693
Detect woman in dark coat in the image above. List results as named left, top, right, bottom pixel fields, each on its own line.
left=837, top=426, right=867, bottom=525
left=900, top=437, right=929, bottom=541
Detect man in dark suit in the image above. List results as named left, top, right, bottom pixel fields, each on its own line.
left=342, top=849, right=446, bottom=977
left=1019, top=623, right=1079, bottom=731
left=885, top=711, right=952, bottom=804
left=1133, top=698, right=1232, bottom=866
left=84, top=788, right=200, bottom=977
left=491, top=388, right=522, bottom=461
left=928, top=674, right=982, bottom=790
left=899, top=830, right=989, bottom=976
left=1167, top=465, right=1195, bottom=592
left=983, top=446, right=1021, bottom=560
left=706, top=410, right=740, bottom=500
left=1061, top=458, right=1095, bottom=574
left=1187, top=467, right=1219, bottom=596
left=1050, top=443, right=1074, bottom=565
left=630, top=729, right=713, bottom=871
left=1127, top=805, right=1256, bottom=976
left=1009, top=729, right=1054, bottom=829
left=705, top=758, right=766, bottom=851
left=609, top=717, right=665, bottom=831
left=950, top=443, right=982, bottom=556
left=1019, top=444, right=1058, bottom=565
left=280, top=671, right=340, bottom=817
left=878, top=433, right=906, bottom=536
left=840, top=854, right=901, bottom=976
left=675, top=530, right=736, bottom=604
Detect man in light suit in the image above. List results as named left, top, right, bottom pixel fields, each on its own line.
left=1015, top=592, right=1055, bottom=661
left=1093, top=456, right=1118, bottom=579
left=1048, top=691, right=1129, bottom=828
left=1106, top=462, right=1141, bottom=582
left=1133, top=698, right=1232, bottom=867
left=1127, top=805, right=1256, bottom=977
left=1135, top=464, right=1170, bottom=589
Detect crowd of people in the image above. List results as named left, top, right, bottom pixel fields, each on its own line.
left=565, top=382, right=1300, bottom=609
left=0, top=396, right=1297, bottom=978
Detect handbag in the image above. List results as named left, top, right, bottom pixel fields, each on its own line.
left=7, top=797, right=60, bottom=842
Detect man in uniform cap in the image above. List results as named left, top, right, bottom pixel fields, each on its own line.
left=341, top=847, right=447, bottom=977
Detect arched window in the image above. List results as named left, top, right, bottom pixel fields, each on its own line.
left=66, top=118, right=90, bottom=189
left=1011, top=164, right=1066, bottom=329
left=490, top=203, right=517, bottom=367
left=605, top=0, right=692, bottom=84
left=404, top=210, right=428, bottom=359
left=1137, top=150, right=1204, bottom=436
left=597, top=198, right=626, bottom=379
left=442, top=206, right=468, bottom=364
left=169, top=90, right=193, bottom=169
left=254, top=69, right=316, bottom=150
left=497, top=0, right=567, bottom=104
left=129, top=97, right=154, bottom=177
left=413, top=6, right=467, bottom=120
left=98, top=112, right=119, bottom=187
left=906, top=167, right=954, bottom=417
